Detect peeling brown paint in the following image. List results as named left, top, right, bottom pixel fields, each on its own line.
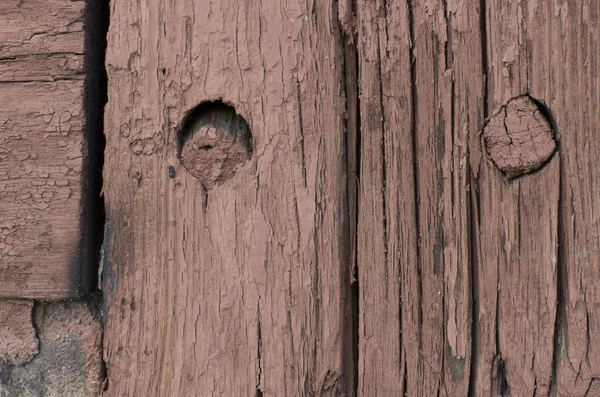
left=483, top=96, right=556, bottom=178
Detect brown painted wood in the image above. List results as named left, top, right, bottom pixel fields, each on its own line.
left=100, top=0, right=599, bottom=395
left=101, top=0, right=352, bottom=395
left=520, top=1, right=600, bottom=395
left=355, top=1, right=483, bottom=395
left=0, top=0, right=91, bottom=299
left=354, top=1, right=413, bottom=395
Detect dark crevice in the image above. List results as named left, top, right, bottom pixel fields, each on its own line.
left=407, top=0, right=423, bottom=358
left=77, top=0, right=109, bottom=298
left=550, top=121, right=567, bottom=395
left=377, top=13, right=389, bottom=297
left=81, top=0, right=109, bottom=392
left=494, top=355, right=511, bottom=396
left=468, top=1, right=488, bottom=395
left=467, top=174, right=480, bottom=397
left=403, top=360, right=408, bottom=394
left=296, top=78, right=307, bottom=188
left=256, top=301, right=263, bottom=397
left=443, top=0, right=453, bottom=71
left=347, top=38, right=361, bottom=397
left=493, top=264, right=509, bottom=396
left=336, top=0, right=360, bottom=394
left=480, top=0, right=489, bottom=119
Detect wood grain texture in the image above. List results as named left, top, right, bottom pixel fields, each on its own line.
left=100, top=0, right=600, bottom=394
left=483, top=1, right=600, bottom=395
left=354, top=1, right=413, bottom=395
left=0, top=81, right=84, bottom=298
left=0, top=0, right=91, bottom=299
left=519, top=1, right=600, bottom=395
left=102, top=0, right=352, bottom=395
left=355, top=1, right=483, bottom=395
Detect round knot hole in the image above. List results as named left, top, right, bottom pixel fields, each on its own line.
left=482, top=95, right=556, bottom=178
left=178, top=101, right=252, bottom=188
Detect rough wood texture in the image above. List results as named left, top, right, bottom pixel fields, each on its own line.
left=515, top=1, right=600, bottom=395
left=101, top=0, right=599, bottom=394
left=355, top=1, right=483, bottom=395
left=0, top=0, right=92, bottom=298
left=102, top=0, right=352, bottom=395
left=354, top=1, right=413, bottom=395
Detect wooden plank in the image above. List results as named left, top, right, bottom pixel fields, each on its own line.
left=0, top=54, right=84, bottom=82
left=0, top=0, right=84, bottom=58
left=101, top=0, right=352, bottom=395
left=0, top=0, right=93, bottom=299
left=470, top=1, right=563, bottom=395
left=0, top=80, right=86, bottom=298
left=354, top=1, right=413, bottom=394
left=523, top=1, right=600, bottom=395
left=355, top=1, right=483, bottom=394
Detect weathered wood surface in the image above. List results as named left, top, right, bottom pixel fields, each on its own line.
left=355, top=1, right=482, bottom=395
left=0, top=0, right=96, bottom=298
left=515, top=2, right=600, bottom=395
left=102, top=0, right=351, bottom=395
left=102, top=0, right=600, bottom=395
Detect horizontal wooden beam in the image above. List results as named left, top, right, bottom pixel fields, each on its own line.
left=0, top=0, right=102, bottom=299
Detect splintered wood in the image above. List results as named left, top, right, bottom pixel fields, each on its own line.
left=101, top=0, right=600, bottom=395
left=0, top=0, right=88, bottom=298
left=102, top=0, right=350, bottom=395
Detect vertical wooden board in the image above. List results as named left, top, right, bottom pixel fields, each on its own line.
left=475, top=155, right=559, bottom=396
left=411, top=0, right=449, bottom=393
left=442, top=1, right=485, bottom=394
left=102, top=0, right=351, bottom=395
left=355, top=1, right=483, bottom=395
left=473, top=2, right=562, bottom=394
left=524, top=1, right=600, bottom=394
left=354, top=1, right=414, bottom=394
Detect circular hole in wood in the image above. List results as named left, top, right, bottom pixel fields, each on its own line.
left=178, top=101, right=252, bottom=188
left=482, top=95, right=557, bottom=179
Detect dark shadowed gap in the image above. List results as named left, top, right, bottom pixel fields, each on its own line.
left=468, top=1, right=488, bottom=395
left=532, top=96, right=567, bottom=395
left=480, top=0, right=489, bottom=119
left=80, top=0, right=109, bottom=392
left=75, top=0, right=109, bottom=297
left=334, top=0, right=360, bottom=394
left=467, top=175, right=480, bottom=397
left=347, top=35, right=361, bottom=397
left=407, top=0, right=423, bottom=364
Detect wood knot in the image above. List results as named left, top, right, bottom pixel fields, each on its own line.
left=483, top=95, right=556, bottom=178
left=178, top=101, right=252, bottom=188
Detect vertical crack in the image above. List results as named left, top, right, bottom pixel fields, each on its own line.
left=480, top=0, right=489, bottom=119
left=550, top=126, right=566, bottom=396
left=336, top=0, right=360, bottom=393
left=256, top=300, right=263, bottom=397
left=82, top=0, right=109, bottom=390
left=79, top=0, right=109, bottom=298
left=295, top=78, right=307, bottom=188
left=377, top=8, right=389, bottom=297
left=468, top=175, right=480, bottom=397
left=468, top=1, right=488, bottom=395
left=406, top=0, right=423, bottom=358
